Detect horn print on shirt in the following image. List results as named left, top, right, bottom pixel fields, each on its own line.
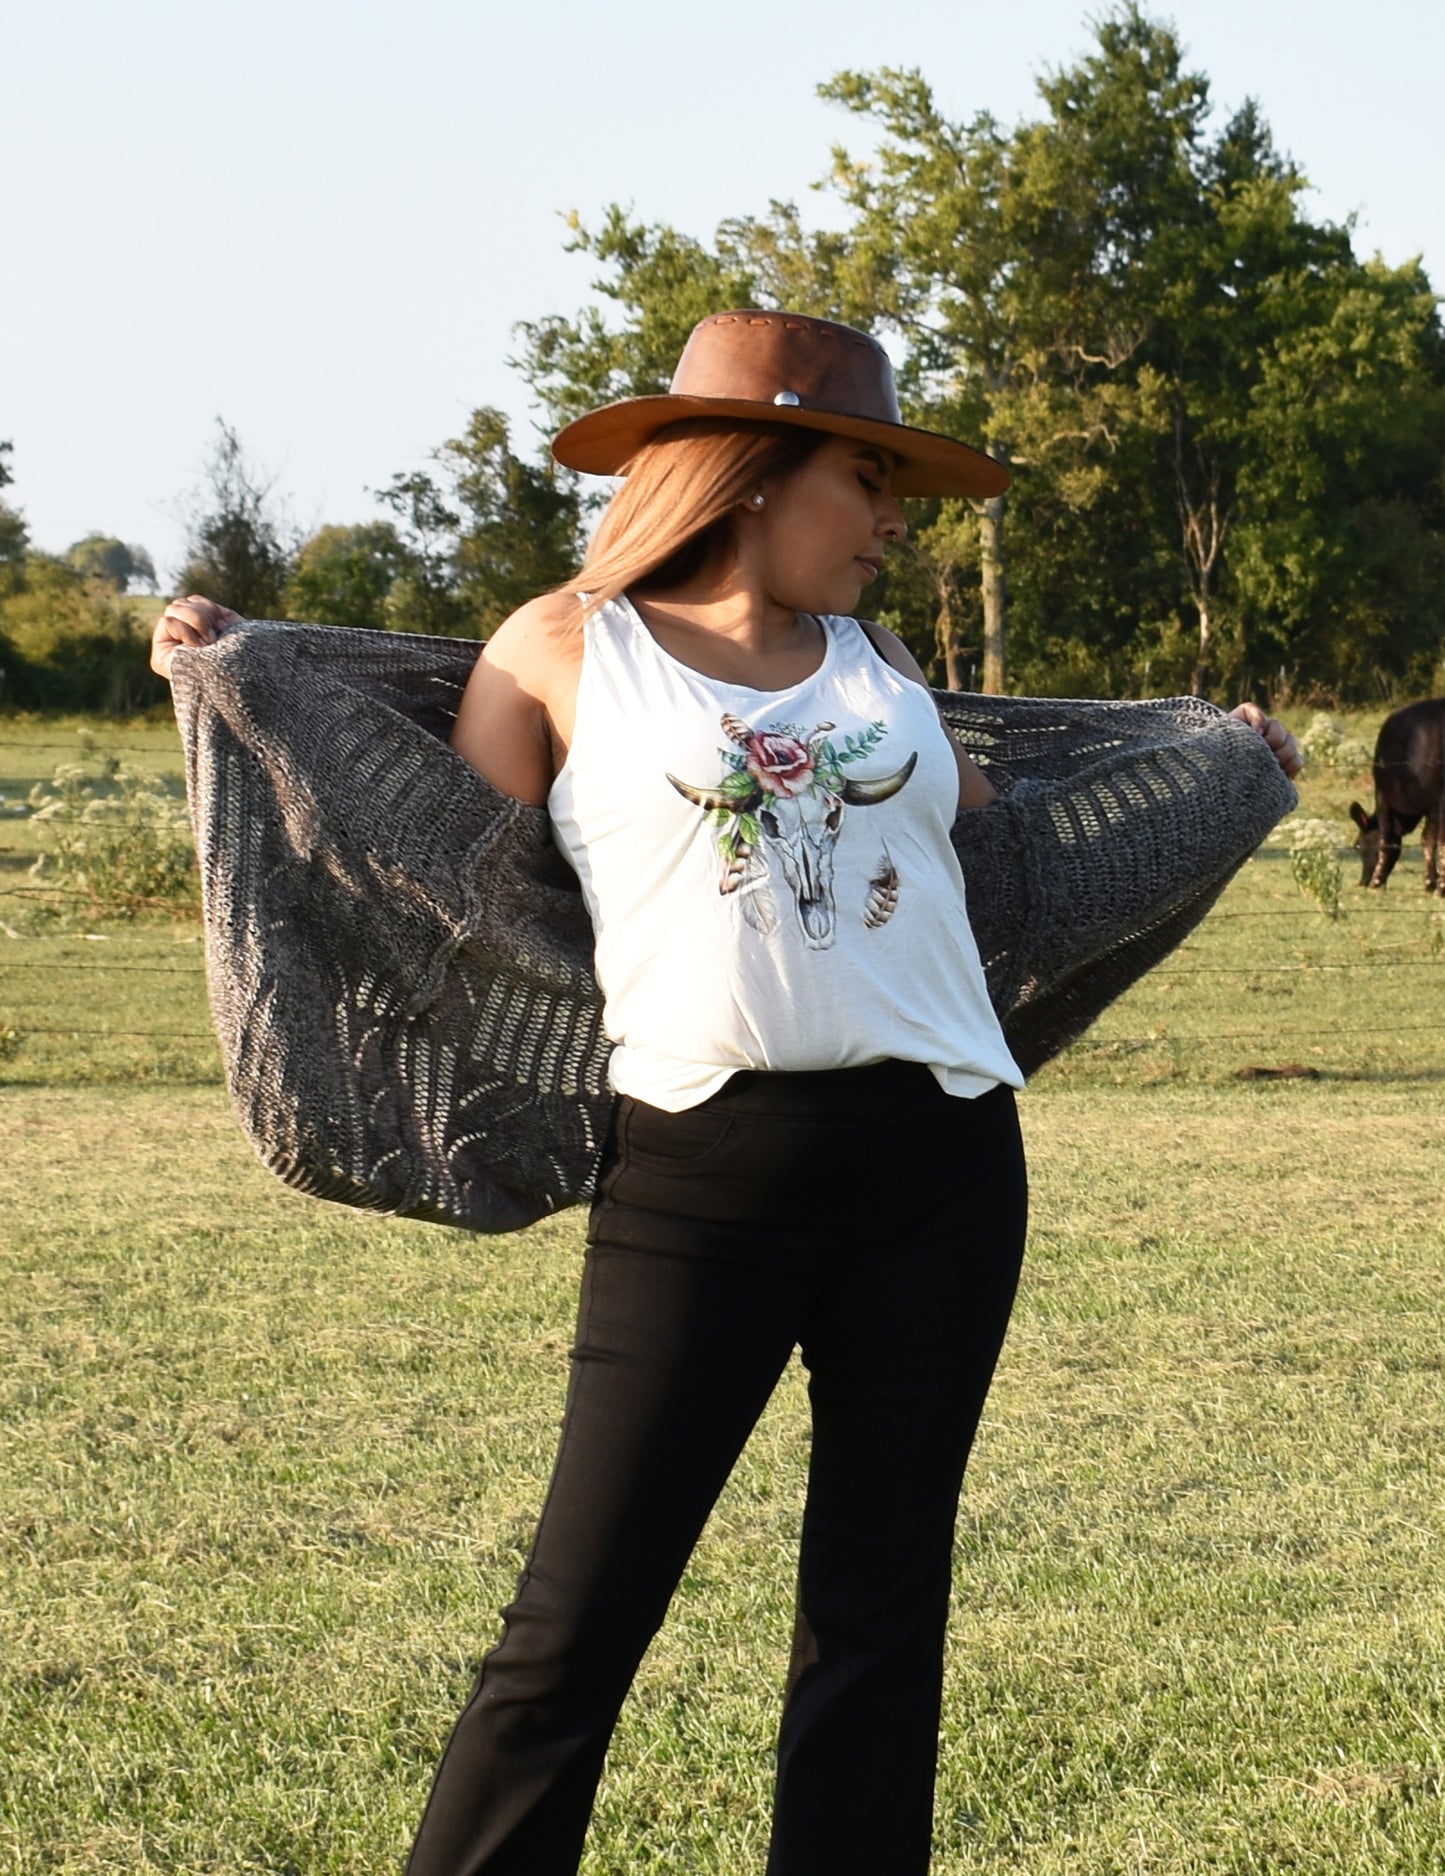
left=666, top=714, right=917, bottom=950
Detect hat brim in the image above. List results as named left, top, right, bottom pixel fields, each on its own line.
left=550, top=395, right=1010, bottom=499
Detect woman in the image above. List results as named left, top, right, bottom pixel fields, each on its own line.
left=153, top=311, right=1301, bottom=1876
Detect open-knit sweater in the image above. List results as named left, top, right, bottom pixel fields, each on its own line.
left=170, top=621, right=1296, bottom=1233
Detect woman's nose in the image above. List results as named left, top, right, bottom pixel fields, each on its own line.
left=879, top=496, right=908, bottom=544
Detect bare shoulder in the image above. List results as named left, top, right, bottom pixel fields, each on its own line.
left=855, top=617, right=931, bottom=689
left=452, top=590, right=584, bottom=806
left=483, top=590, right=586, bottom=687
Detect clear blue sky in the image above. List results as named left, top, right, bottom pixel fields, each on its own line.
left=5, top=0, right=1442, bottom=582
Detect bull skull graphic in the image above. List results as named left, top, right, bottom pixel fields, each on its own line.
left=667, top=713, right=916, bottom=950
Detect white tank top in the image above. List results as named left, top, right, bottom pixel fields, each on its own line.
left=547, top=595, right=1024, bottom=1111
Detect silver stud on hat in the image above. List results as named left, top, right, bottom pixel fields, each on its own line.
left=773, top=390, right=801, bottom=407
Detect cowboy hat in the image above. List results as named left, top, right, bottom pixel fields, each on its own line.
left=550, top=310, right=1010, bottom=499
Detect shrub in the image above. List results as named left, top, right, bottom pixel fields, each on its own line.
left=27, top=738, right=198, bottom=917
left=1272, top=815, right=1344, bottom=920
left=284, top=521, right=409, bottom=631
left=0, top=555, right=167, bottom=714
left=1295, top=712, right=1372, bottom=773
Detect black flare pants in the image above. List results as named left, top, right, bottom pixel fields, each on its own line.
left=405, top=1060, right=1028, bottom=1876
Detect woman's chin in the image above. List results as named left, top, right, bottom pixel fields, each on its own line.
left=811, top=580, right=869, bottom=616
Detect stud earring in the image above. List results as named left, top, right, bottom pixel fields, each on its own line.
left=750, top=492, right=766, bottom=509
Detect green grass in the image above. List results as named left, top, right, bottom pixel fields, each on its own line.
left=0, top=720, right=209, bottom=1080
left=2, top=710, right=1443, bottom=1872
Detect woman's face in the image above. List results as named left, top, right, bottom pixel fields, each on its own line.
left=747, top=434, right=908, bottom=615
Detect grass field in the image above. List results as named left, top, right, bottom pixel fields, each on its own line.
left=2, top=710, right=1443, bottom=1873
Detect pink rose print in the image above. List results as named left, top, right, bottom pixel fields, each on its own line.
left=666, top=712, right=915, bottom=950
left=745, top=732, right=814, bottom=798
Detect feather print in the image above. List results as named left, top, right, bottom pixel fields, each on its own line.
left=718, top=820, right=754, bottom=893
left=719, top=830, right=779, bottom=931
left=720, top=712, right=754, bottom=747
left=864, top=847, right=900, bottom=929
left=737, top=857, right=779, bottom=936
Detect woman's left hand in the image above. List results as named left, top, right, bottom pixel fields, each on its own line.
left=150, top=595, right=241, bottom=680
left=1229, top=703, right=1303, bottom=780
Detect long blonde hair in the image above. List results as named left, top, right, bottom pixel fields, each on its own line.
left=564, top=417, right=829, bottom=618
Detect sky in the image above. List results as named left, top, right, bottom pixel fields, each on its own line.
left=5, top=0, right=1443, bottom=583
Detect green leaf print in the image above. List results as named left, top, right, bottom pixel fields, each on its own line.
left=833, top=721, right=888, bottom=765
left=719, top=768, right=759, bottom=801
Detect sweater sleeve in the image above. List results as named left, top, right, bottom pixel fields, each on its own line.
left=944, top=691, right=1297, bottom=1074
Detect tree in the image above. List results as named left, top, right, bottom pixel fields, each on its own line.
left=817, top=71, right=1026, bottom=691
left=65, top=534, right=158, bottom=593
left=375, top=408, right=584, bottom=637
left=0, top=441, right=28, bottom=599
left=507, top=5, right=1445, bottom=699
left=443, top=408, right=584, bottom=631
left=284, top=521, right=410, bottom=631
left=827, top=10, right=1445, bottom=701
left=1141, top=102, right=1351, bottom=691
left=516, top=15, right=1215, bottom=694
left=517, top=198, right=864, bottom=436
left=871, top=501, right=985, bottom=690
left=819, top=9, right=1224, bottom=692
left=0, top=552, right=164, bottom=713
left=1229, top=254, right=1445, bottom=694
left=516, top=209, right=761, bottom=432
left=372, top=470, right=469, bottom=636
left=175, top=420, right=294, bottom=616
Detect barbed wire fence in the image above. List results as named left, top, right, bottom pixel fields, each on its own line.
left=4, top=738, right=1443, bottom=1069
left=5, top=916, right=1443, bottom=1056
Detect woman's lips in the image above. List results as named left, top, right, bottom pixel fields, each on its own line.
left=855, top=556, right=882, bottom=580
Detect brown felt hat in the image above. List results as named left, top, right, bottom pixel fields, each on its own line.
left=550, top=310, right=1010, bottom=499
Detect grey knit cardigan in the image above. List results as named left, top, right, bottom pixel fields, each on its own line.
left=171, top=621, right=1296, bottom=1234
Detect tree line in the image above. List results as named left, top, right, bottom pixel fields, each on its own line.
left=4, top=5, right=1443, bottom=712
left=0, top=407, right=582, bottom=713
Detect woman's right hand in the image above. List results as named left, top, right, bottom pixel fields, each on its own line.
left=150, top=595, right=242, bottom=680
